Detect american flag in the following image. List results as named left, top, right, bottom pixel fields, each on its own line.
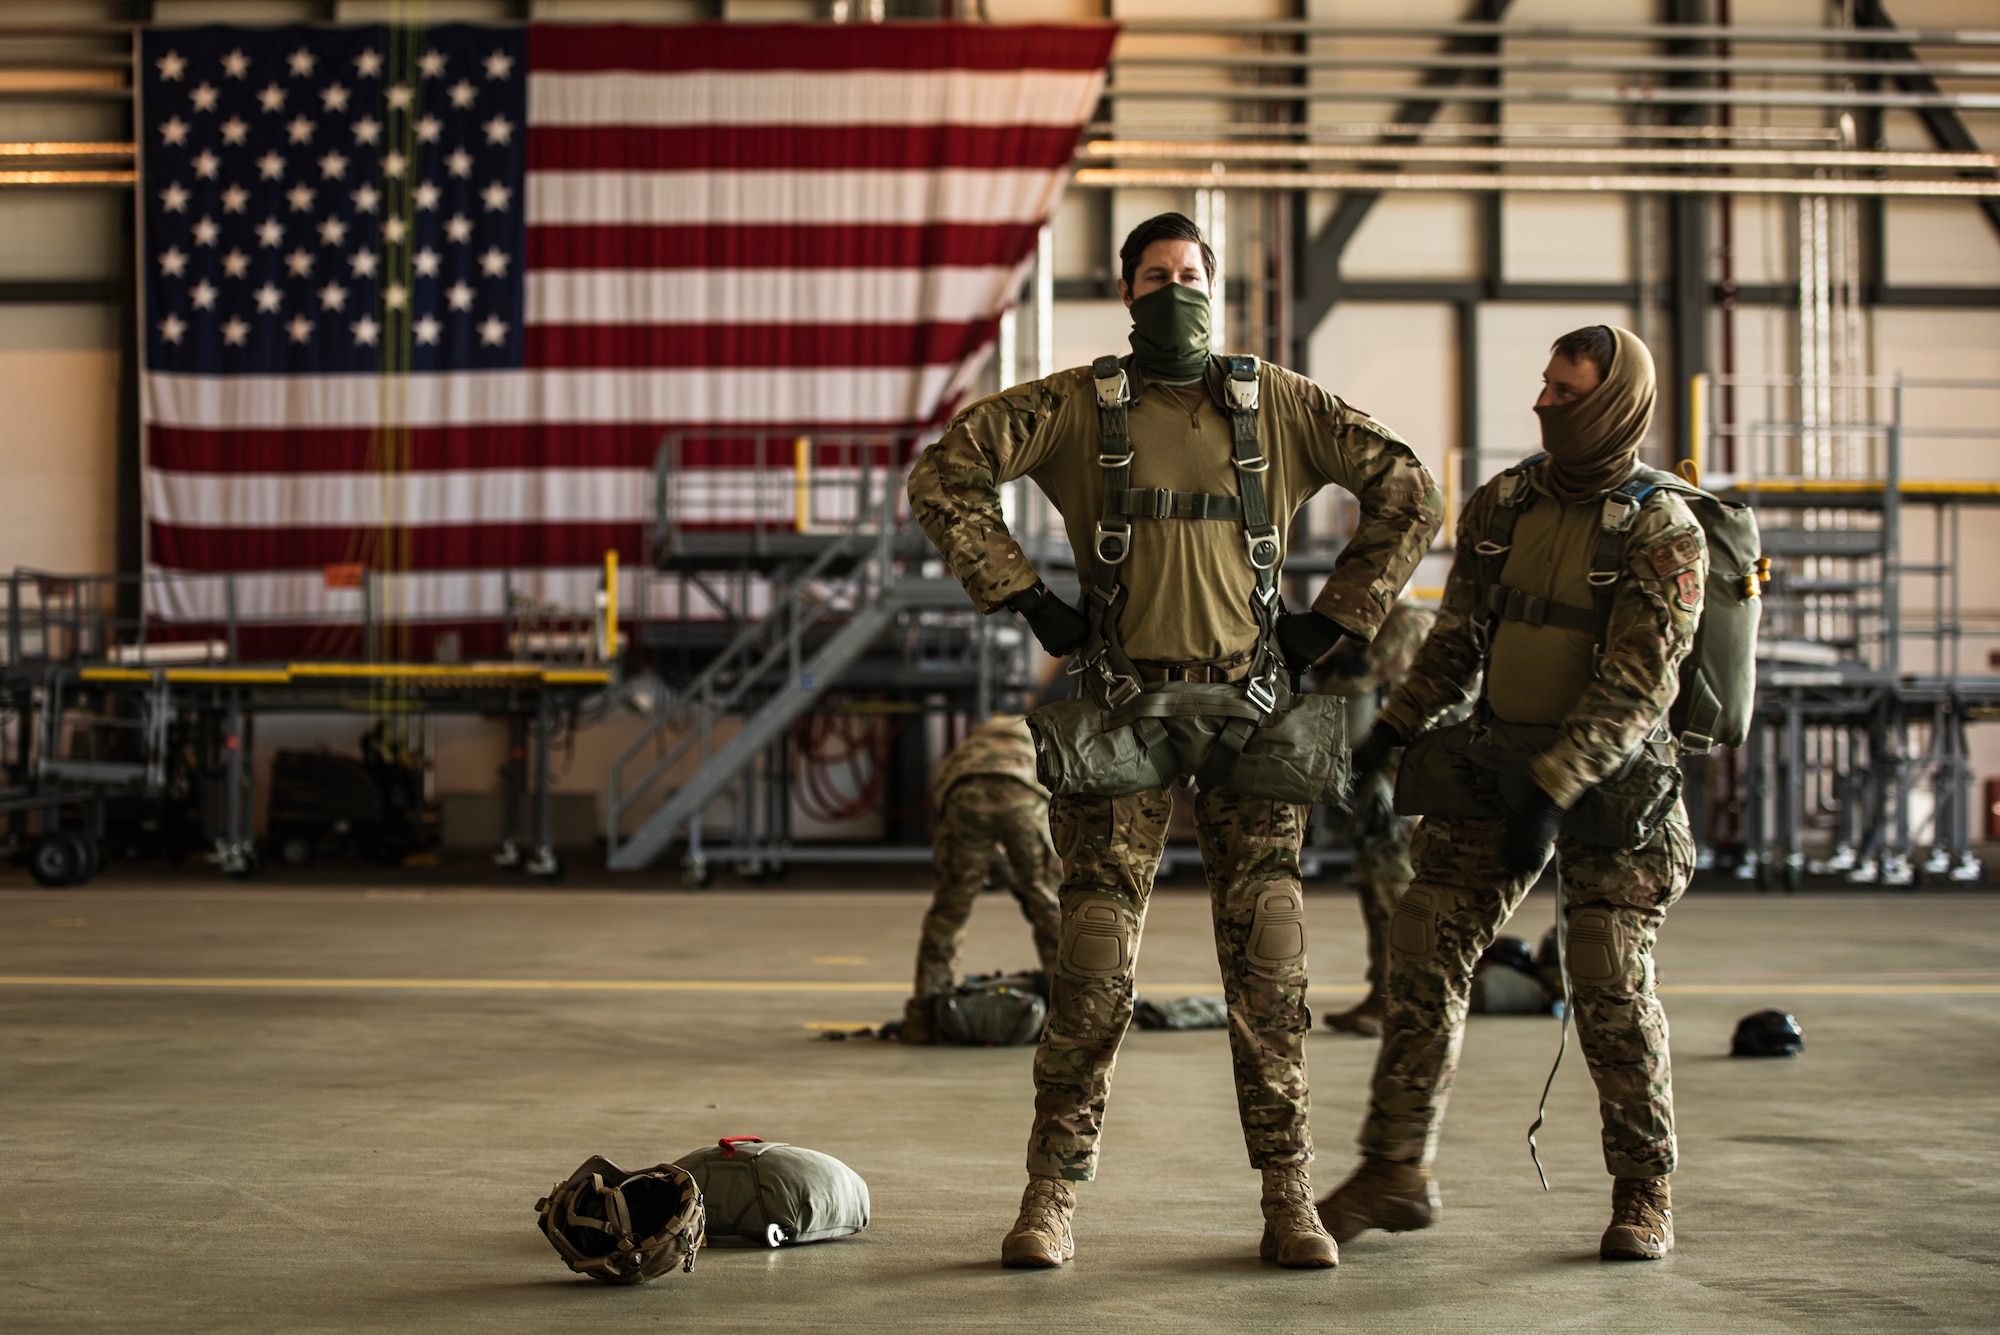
left=139, top=22, right=1113, bottom=657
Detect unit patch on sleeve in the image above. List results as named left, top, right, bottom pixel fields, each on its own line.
left=1675, top=569, right=1702, bottom=610
left=1648, top=533, right=1703, bottom=579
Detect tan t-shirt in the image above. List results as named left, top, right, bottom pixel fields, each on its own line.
left=908, top=361, right=1440, bottom=665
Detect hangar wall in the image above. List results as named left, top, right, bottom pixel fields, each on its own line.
left=3, top=0, right=1999, bottom=849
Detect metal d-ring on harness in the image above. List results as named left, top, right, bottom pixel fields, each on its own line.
left=1078, top=352, right=1286, bottom=792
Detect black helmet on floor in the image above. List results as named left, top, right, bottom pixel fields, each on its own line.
left=1477, top=935, right=1537, bottom=977
left=1730, top=1009, right=1805, bottom=1058
left=535, top=1156, right=705, bottom=1283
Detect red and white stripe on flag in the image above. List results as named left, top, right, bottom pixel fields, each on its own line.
left=141, top=22, right=1114, bottom=652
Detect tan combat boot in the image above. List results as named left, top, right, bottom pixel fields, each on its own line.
left=1000, top=1176, right=1075, bottom=1268
left=897, top=996, right=934, bottom=1045
left=1600, top=1176, right=1674, bottom=1260
left=1259, top=1165, right=1339, bottom=1268
left=1323, top=990, right=1384, bottom=1037
left=1315, top=1158, right=1439, bottom=1243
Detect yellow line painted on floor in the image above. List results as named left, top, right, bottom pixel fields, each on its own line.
left=0, top=976, right=1990, bottom=997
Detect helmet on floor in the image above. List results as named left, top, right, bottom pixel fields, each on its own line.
left=535, top=1156, right=705, bottom=1283
left=1730, top=1009, right=1805, bottom=1057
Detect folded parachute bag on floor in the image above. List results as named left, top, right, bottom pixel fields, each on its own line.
left=1133, top=995, right=1230, bottom=1030
left=933, top=971, right=1047, bottom=1046
left=673, top=1137, right=870, bottom=1247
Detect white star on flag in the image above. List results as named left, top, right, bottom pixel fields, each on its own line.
left=387, top=84, right=413, bottom=111
left=321, top=83, right=350, bottom=112
left=285, top=183, right=316, bottom=212
left=414, top=181, right=440, bottom=210
left=414, top=314, right=442, bottom=344
left=351, top=184, right=380, bottom=213
left=254, top=283, right=283, bottom=312
left=353, top=117, right=382, bottom=146
left=285, top=248, right=314, bottom=277
left=417, top=116, right=443, bottom=143
left=419, top=50, right=447, bottom=79
left=192, top=217, right=219, bottom=245
left=446, top=281, right=474, bottom=311
left=287, top=116, right=315, bottom=144
left=256, top=218, right=284, bottom=247
left=222, top=317, right=249, bottom=345
left=446, top=214, right=473, bottom=243
left=288, top=48, right=316, bottom=78
left=384, top=283, right=408, bottom=310
left=319, top=282, right=349, bottom=311
left=413, top=248, right=441, bottom=277
left=286, top=315, right=314, bottom=343
left=349, top=249, right=379, bottom=278
left=478, top=246, right=508, bottom=277
left=449, top=80, right=477, bottom=109
left=382, top=217, right=407, bottom=243
left=319, top=216, right=348, bottom=246
left=319, top=151, right=348, bottom=180
left=222, top=250, right=249, bottom=278
left=159, top=182, right=189, bottom=212
left=481, top=181, right=512, bottom=212
left=221, top=117, right=248, bottom=145
left=482, top=115, right=514, bottom=146
left=193, top=150, right=219, bottom=178
left=257, top=152, right=284, bottom=180
left=382, top=151, right=407, bottom=179
left=478, top=315, right=509, bottom=346
left=354, top=48, right=381, bottom=78
left=190, top=82, right=218, bottom=112
left=221, top=185, right=248, bottom=212
left=221, top=48, right=249, bottom=79
left=160, top=117, right=189, bottom=146
left=352, top=314, right=381, bottom=346
left=159, top=247, right=188, bottom=276
left=191, top=280, right=217, bottom=309
left=484, top=50, right=513, bottom=80
left=258, top=83, right=286, bottom=113
left=158, top=313, right=187, bottom=343
left=446, top=148, right=472, bottom=178
left=157, top=50, right=186, bottom=81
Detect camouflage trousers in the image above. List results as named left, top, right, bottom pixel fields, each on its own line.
left=913, top=775, right=1062, bottom=999
left=1360, top=803, right=1693, bottom=1179
left=1349, top=807, right=1416, bottom=993
left=1027, top=786, right=1314, bottom=1181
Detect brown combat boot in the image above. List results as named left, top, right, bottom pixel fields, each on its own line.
left=1322, top=990, right=1385, bottom=1037
left=1000, top=1176, right=1075, bottom=1268
left=1600, top=1176, right=1674, bottom=1260
left=1315, top=1158, right=1439, bottom=1243
left=1259, top=1165, right=1339, bottom=1268
left=897, top=996, right=935, bottom=1045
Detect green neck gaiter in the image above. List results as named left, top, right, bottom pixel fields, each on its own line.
left=1128, top=283, right=1213, bottom=384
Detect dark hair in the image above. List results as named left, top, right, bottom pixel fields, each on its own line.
left=1550, top=325, right=1616, bottom=376
left=1119, top=212, right=1216, bottom=291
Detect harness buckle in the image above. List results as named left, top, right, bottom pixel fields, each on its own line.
left=1678, top=731, right=1715, bottom=755
left=1135, top=487, right=1172, bottom=519
left=1225, top=357, right=1260, bottom=412
left=1245, top=673, right=1278, bottom=715
left=1474, top=540, right=1510, bottom=557
left=1097, top=664, right=1142, bottom=709
left=1231, top=452, right=1270, bottom=474
left=1094, top=521, right=1132, bottom=566
left=1097, top=448, right=1133, bottom=469
left=1587, top=570, right=1620, bottom=587
left=1244, top=524, right=1281, bottom=571
left=1093, top=360, right=1129, bottom=409
left=1600, top=491, right=1643, bottom=533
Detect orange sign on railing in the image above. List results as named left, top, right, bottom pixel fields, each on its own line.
left=323, top=563, right=365, bottom=590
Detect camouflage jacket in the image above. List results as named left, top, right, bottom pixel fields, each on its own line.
left=1379, top=463, right=1707, bottom=809
left=908, top=358, right=1443, bottom=662
left=934, top=716, right=1046, bottom=802
left=1315, top=598, right=1438, bottom=700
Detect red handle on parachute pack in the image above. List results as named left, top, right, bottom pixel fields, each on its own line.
left=717, top=1136, right=766, bottom=1158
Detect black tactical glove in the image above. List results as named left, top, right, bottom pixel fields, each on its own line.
left=1007, top=583, right=1089, bottom=658
left=1275, top=610, right=1346, bottom=672
left=1501, top=783, right=1565, bottom=878
left=1349, top=720, right=1406, bottom=782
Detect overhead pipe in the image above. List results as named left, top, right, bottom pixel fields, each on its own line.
left=1081, top=139, right=2000, bottom=171
left=1071, top=167, right=2000, bottom=198
left=1112, top=20, right=2000, bottom=46
left=1099, top=84, right=2000, bottom=111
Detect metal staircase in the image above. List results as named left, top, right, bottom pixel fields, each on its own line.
left=605, top=439, right=1031, bottom=876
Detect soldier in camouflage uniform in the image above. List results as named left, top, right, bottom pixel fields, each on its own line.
left=1319, top=325, right=1701, bottom=1264
left=1315, top=599, right=1439, bottom=1037
left=909, top=213, right=1442, bottom=1270
left=900, top=716, right=1062, bottom=1044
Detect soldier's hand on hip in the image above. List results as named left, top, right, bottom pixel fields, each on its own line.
left=1007, top=584, right=1089, bottom=658
left=1502, top=783, right=1565, bottom=877
left=1275, top=610, right=1345, bottom=671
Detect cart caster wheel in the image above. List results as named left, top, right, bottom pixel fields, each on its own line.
left=526, top=847, right=565, bottom=881
left=29, top=831, right=87, bottom=888
left=682, top=859, right=712, bottom=890
left=492, top=839, right=525, bottom=871
left=279, top=835, right=315, bottom=869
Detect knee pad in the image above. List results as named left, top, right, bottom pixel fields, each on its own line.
left=1058, top=893, right=1137, bottom=981
left=1565, top=907, right=1630, bottom=988
left=1244, top=885, right=1307, bottom=978
left=1389, top=885, right=1440, bottom=960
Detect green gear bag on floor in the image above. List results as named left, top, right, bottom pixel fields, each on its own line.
left=671, top=1138, right=870, bottom=1247
left=933, top=971, right=1048, bottom=1046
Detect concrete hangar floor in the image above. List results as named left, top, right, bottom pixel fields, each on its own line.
left=0, top=875, right=1994, bottom=1333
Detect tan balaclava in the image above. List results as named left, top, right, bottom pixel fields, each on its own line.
left=1535, top=325, right=1655, bottom=504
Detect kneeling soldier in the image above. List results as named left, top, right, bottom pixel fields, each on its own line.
left=1320, top=325, right=1701, bottom=1262
left=909, top=212, right=1442, bottom=1269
